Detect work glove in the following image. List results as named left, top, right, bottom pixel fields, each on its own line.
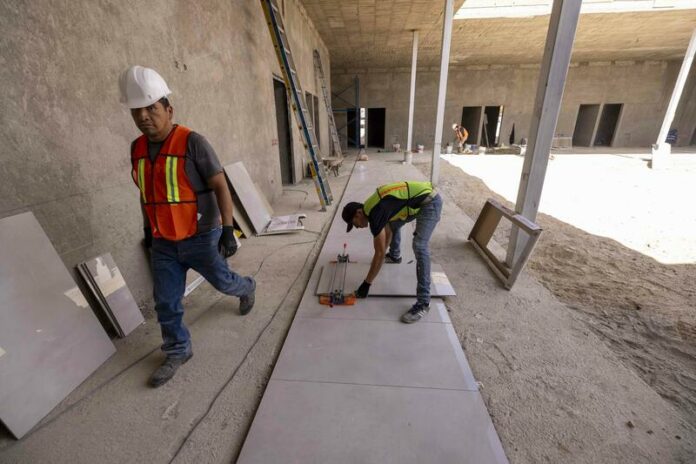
left=143, top=227, right=153, bottom=249
left=219, top=225, right=238, bottom=258
left=355, top=280, right=371, bottom=298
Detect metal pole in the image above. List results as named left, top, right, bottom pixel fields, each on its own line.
left=652, top=28, right=696, bottom=168
left=406, top=30, right=419, bottom=157
left=431, top=0, right=455, bottom=186
left=507, top=0, right=582, bottom=265
left=355, top=76, right=360, bottom=149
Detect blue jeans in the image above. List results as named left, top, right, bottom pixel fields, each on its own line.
left=388, top=194, right=443, bottom=305
left=150, top=227, right=255, bottom=358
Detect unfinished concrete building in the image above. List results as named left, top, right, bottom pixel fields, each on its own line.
left=1, top=0, right=695, bottom=463
left=330, top=1, right=696, bottom=150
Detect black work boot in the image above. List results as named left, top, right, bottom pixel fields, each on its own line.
left=148, top=353, right=193, bottom=388
left=239, top=278, right=256, bottom=315
left=384, top=253, right=402, bottom=264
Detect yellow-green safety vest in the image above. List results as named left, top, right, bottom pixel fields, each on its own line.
left=363, top=181, right=434, bottom=222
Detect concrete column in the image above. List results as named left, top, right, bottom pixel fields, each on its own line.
left=652, top=28, right=696, bottom=169
left=430, top=0, right=454, bottom=186
left=405, top=30, right=419, bottom=160
left=507, top=0, right=582, bottom=265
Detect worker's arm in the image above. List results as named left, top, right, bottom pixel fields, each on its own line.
left=140, top=201, right=152, bottom=248
left=140, top=202, right=149, bottom=227
left=208, top=172, right=238, bottom=257
left=365, top=225, right=391, bottom=283
left=207, top=172, right=234, bottom=226
left=356, top=226, right=390, bottom=298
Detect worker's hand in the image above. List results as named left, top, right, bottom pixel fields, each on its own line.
left=143, top=227, right=153, bottom=249
left=219, top=225, right=238, bottom=258
left=355, top=280, right=371, bottom=298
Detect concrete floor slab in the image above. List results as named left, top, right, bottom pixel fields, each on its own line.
left=272, top=316, right=477, bottom=391
left=237, top=379, right=506, bottom=464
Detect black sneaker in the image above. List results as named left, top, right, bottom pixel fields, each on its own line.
left=239, top=278, right=256, bottom=315
left=401, top=302, right=430, bottom=324
left=148, top=353, right=193, bottom=388
left=385, top=253, right=402, bottom=264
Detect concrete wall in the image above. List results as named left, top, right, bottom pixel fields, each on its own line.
left=0, top=0, right=330, bottom=307
left=332, top=59, right=696, bottom=150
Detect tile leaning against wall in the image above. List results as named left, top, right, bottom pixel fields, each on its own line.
left=0, top=212, right=115, bottom=439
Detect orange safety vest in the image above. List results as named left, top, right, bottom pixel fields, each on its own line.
left=131, top=125, right=199, bottom=241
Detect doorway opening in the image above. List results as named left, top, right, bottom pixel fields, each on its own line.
left=345, top=108, right=366, bottom=147
left=367, top=108, right=386, bottom=148
left=594, top=103, right=623, bottom=147
left=573, top=104, right=601, bottom=147
left=273, top=78, right=294, bottom=184
left=346, top=109, right=357, bottom=147
left=483, top=106, right=504, bottom=147
left=461, top=106, right=482, bottom=145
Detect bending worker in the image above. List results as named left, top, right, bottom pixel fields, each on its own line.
left=342, top=181, right=442, bottom=323
left=453, top=123, right=469, bottom=153
left=120, top=65, right=256, bottom=388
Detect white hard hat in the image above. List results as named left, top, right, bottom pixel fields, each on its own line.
left=119, top=65, right=172, bottom=109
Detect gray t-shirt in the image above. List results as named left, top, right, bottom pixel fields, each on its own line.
left=134, top=128, right=223, bottom=235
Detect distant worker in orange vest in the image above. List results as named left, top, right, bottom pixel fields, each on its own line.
left=119, top=65, right=256, bottom=388
left=452, top=123, right=469, bottom=153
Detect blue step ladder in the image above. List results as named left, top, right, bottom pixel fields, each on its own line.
left=261, top=0, right=333, bottom=209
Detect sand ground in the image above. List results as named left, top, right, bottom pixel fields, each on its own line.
left=415, top=148, right=696, bottom=431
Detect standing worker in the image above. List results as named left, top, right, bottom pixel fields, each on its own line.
left=452, top=123, right=469, bottom=153
left=342, top=181, right=442, bottom=323
left=119, top=65, right=256, bottom=387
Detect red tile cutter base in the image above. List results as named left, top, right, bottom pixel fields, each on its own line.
left=318, top=244, right=356, bottom=307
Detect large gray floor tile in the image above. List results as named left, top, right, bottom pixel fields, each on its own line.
left=272, top=317, right=477, bottom=391
left=237, top=379, right=508, bottom=464
left=297, top=295, right=450, bottom=323
left=80, top=253, right=144, bottom=337
left=320, top=221, right=417, bottom=263
left=0, top=212, right=115, bottom=439
left=316, top=262, right=456, bottom=297
left=223, top=162, right=272, bottom=234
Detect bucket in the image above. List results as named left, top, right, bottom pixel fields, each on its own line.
left=416, top=144, right=424, bottom=153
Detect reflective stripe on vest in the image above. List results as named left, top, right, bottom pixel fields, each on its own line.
left=363, top=181, right=433, bottom=221
left=130, top=125, right=199, bottom=241
left=137, top=158, right=147, bottom=202
left=165, top=156, right=180, bottom=203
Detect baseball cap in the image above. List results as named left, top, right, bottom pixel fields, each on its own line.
left=342, top=202, right=363, bottom=232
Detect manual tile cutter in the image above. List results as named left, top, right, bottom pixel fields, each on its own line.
left=318, top=244, right=356, bottom=307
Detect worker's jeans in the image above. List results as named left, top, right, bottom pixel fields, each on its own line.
left=150, top=227, right=255, bottom=359
left=388, top=194, right=443, bottom=305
